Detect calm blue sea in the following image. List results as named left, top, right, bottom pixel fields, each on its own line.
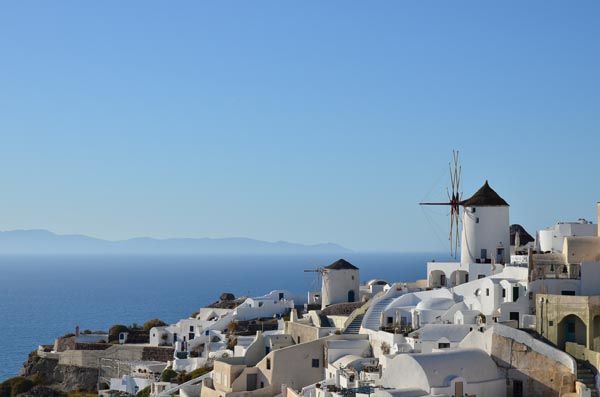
left=0, top=253, right=445, bottom=381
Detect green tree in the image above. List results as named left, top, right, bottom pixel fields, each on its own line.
left=108, top=324, right=129, bottom=342
left=160, top=368, right=177, bottom=383
left=136, top=386, right=150, bottom=397
left=143, top=319, right=167, bottom=331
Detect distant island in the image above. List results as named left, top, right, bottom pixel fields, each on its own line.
left=0, top=229, right=351, bottom=255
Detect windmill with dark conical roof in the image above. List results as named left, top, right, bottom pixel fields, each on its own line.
left=304, top=259, right=359, bottom=309
left=420, top=152, right=510, bottom=265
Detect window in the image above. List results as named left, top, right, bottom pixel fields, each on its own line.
left=260, top=382, right=264, bottom=389
left=481, top=249, right=487, bottom=260
left=486, top=288, right=490, bottom=296
left=190, top=326, right=194, bottom=332
left=387, top=317, right=393, bottom=324
left=266, top=358, right=271, bottom=370
left=297, top=336, right=301, bottom=344
left=502, top=289, right=506, bottom=298
left=561, top=290, right=576, bottom=296
left=513, top=286, right=519, bottom=302
left=510, top=312, right=519, bottom=322
left=312, top=359, right=319, bottom=368
left=478, top=274, right=485, bottom=279
left=258, top=302, right=263, bottom=307
left=549, top=321, right=554, bottom=326
left=476, top=217, right=480, bottom=223
left=471, top=207, right=476, bottom=213
left=189, top=333, right=194, bottom=340
left=438, top=342, right=450, bottom=349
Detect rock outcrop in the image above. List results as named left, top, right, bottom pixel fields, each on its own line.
left=20, top=352, right=98, bottom=392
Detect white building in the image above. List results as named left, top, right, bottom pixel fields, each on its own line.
left=321, top=259, right=360, bottom=309
left=537, top=219, right=597, bottom=253
left=426, top=261, right=498, bottom=288
left=405, top=324, right=476, bottom=353
left=460, top=181, right=510, bottom=266
left=379, top=348, right=505, bottom=397
left=233, top=290, right=296, bottom=321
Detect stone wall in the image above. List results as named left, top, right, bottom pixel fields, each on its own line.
left=490, top=332, right=576, bottom=396
left=142, top=346, right=175, bottom=362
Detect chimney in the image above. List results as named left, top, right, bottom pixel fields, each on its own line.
left=75, top=325, right=80, bottom=337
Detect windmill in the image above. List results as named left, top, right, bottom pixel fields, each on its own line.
left=419, top=151, right=463, bottom=257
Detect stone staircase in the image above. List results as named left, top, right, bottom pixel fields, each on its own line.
left=343, top=314, right=364, bottom=334
left=363, top=297, right=396, bottom=330
left=577, top=360, right=598, bottom=397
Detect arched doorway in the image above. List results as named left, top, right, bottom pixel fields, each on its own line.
left=558, top=314, right=587, bottom=349
left=348, top=290, right=355, bottom=302
left=428, top=270, right=446, bottom=288
left=450, top=270, right=469, bottom=286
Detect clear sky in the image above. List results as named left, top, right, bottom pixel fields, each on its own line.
left=0, top=1, right=598, bottom=252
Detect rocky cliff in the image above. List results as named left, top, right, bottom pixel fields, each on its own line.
left=17, top=351, right=98, bottom=393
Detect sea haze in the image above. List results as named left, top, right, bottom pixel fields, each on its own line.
left=0, top=253, right=449, bottom=381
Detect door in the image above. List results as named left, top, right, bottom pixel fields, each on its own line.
left=454, top=381, right=463, bottom=397
left=247, top=374, right=257, bottom=391
left=348, top=290, right=355, bottom=302
left=566, top=320, right=577, bottom=343
left=440, top=274, right=446, bottom=286
left=497, top=248, right=504, bottom=263
left=513, top=286, right=520, bottom=302
left=513, top=380, right=523, bottom=397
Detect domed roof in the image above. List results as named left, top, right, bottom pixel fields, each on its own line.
left=415, top=297, right=455, bottom=311
left=367, top=279, right=389, bottom=286
left=325, top=259, right=358, bottom=270
left=461, top=180, right=509, bottom=207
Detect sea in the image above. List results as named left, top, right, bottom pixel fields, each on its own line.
left=0, top=253, right=447, bottom=381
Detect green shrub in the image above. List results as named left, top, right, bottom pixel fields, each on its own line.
left=108, top=324, right=129, bottom=342
left=160, top=368, right=177, bottom=382
left=0, top=377, right=35, bottom=397
left=136, top=386, right=151, bottom=397
left=143, top=319, right=167, bottom=331
left=189, top=366, right=212, bottom=380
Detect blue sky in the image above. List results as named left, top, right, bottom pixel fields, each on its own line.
left=0, top=1, right=598, bottom=252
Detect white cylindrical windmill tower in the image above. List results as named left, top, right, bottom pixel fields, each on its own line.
left=321, top=259, right=359, bottom=309
left=460, top=181, right=510, bottom=265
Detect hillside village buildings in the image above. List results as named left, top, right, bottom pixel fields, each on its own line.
left=37, top=184, right=600, bottom=397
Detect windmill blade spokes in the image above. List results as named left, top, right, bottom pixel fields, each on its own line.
left=420, top=150, right=463, bottom=258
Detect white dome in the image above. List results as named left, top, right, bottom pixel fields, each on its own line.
left=415, top=297, right=455, bottom=311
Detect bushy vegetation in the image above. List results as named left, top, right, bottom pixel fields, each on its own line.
left=136, top=386, right=151, bottom=397
left=0, top=376, right=35, bottom=397
left=160, top=368, right=177, bottom=383
left=108, top=324, right=129, bottom=342
left=176, top=365, right=213, bottom=384
left=143, top=319, right=167, bottom=331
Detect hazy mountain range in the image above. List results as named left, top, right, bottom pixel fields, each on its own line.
left=0, top=229, right=351, bottom=255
